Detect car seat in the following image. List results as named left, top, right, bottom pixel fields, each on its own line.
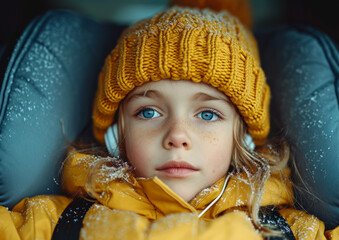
left=258, top=25, right=339, bottom=230
left=0, top=9, right=125, bottom=209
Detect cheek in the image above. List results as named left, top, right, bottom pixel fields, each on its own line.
left=124, top=128, right=155, bottom=177
left=203, top=131, right=233, bottom=175
left=210, top=149, right=232, bottom=174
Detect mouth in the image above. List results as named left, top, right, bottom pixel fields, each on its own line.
left=156, top=161, right=199, bottom=178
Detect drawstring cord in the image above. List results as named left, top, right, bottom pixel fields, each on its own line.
left=198, top=174, right=231, bottom=218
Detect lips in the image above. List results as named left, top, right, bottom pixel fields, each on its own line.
left=156, top=161, right=199, bottom=178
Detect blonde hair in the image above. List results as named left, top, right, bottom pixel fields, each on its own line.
left=231, top=112, right=290, bottom=236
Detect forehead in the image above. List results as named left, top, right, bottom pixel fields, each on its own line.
left=125, top=79, right=230, bottom=102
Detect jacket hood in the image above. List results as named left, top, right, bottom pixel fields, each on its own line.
left=62, top=150, right=293, bottom=220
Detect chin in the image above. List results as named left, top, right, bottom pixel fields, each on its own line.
left=176, top=191, right=196, bottom=202
left=164, top=181, right=200, bottom=202
left=177, top=191, right=194, bottom=202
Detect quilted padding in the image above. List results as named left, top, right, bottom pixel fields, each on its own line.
left=0, top=10, right=124, bottom=208
left=259, top=26, right=339, bottom=229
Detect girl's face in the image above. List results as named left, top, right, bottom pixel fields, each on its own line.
left=122, top=80, right=237, bottom=202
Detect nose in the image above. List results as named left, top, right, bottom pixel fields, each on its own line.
left=162, top=120, right=192, bottom=150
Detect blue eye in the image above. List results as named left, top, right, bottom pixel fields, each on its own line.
left=138, top=108, right=160, bottom=119
left=197, top=111, right=219, bottom=121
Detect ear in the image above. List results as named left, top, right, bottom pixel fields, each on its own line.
left=244, top=133, right=255, bottom=151
left=104, top=124, right=120, bottom=157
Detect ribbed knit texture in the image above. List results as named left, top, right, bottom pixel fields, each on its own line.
left=92, top=6, right=270, bottom=145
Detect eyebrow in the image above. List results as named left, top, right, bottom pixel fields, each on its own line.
left=192, top=92, right=230, bottom=103
left=124, top=90, right=162, bottom=103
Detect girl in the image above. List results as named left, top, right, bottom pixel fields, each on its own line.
left=1, top=0, right=338, bottom=239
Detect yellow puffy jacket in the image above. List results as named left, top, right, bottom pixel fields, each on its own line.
left=0, top=151, right=338, bottom=240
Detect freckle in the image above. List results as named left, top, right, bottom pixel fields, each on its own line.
left=210, top=137, right=218, bottom=145
left=203, top=133, right=218, bottom=145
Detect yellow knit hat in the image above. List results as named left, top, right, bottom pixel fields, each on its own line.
left=92, top=4, right=270, bottom=146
